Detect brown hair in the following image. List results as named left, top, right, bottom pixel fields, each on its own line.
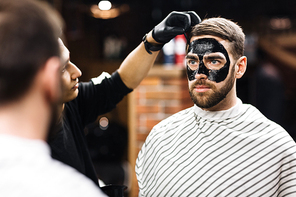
left=0, top=0, right=63, bottom=104
left=187, top=17, right=245, bottom=60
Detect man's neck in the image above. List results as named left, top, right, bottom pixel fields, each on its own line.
left=0, top=95, right=50, bottom=140
left=57, top=103, right=65, bottom=119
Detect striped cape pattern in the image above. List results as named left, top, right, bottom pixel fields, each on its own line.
left=136, top=99, right=296, bottom=196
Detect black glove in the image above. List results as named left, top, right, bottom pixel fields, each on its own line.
left=152, top=11, right=201, bottom=44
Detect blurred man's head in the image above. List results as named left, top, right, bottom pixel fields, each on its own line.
left=0, top=0, right=64, bottom=140
left=0, top=0, right=63, bottom=106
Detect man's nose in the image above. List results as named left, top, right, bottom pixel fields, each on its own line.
left=70, top=62, right=82, bottom=79
left=195, top=62, right=208, bottom=80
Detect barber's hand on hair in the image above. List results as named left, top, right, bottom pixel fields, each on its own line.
left=152, top=11, right=201, bottom=44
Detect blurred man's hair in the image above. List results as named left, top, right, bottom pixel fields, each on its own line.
left=0, top=0, right=63, bottom=104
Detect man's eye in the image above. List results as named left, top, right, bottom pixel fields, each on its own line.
left=206, top=59, right=224, bottom=69
left=61, top=66, right=67, bottom=73
left=187, top=59, right=199, bottom=70
left=211, top=60, right=219, bottom=64
left=189, top=60, right=197, bottom=64
left=61, top=63, right=70, bottom=73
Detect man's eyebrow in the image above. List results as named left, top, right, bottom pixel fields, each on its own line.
left=185, top=54, right=199, bottom=60
left=204, top=54, right=225, bottom=60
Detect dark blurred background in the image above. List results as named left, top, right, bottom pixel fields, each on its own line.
left=49, top=0, right=296, bottom=127
left=53, top=0, right=296, bottom=53
left=45, top=0, right=296, bottom=195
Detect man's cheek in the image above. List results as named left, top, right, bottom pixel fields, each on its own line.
left=207, top=64, right=230, bottom=83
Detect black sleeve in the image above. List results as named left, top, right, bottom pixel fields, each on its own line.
left=73, top=70, right=133, bottom=127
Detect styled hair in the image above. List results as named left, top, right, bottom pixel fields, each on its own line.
left=187, top=17, right=245, bottom=60
left=0, top=0, right=63, bottom=104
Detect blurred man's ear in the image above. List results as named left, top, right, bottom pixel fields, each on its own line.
left=39, top=57, right=61, bottom=103
left=235, top=56, right=247, bottom=79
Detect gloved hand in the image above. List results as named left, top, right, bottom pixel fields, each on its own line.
left=152, top=11, right=201, bottom=44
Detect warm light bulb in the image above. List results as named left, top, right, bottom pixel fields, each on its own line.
left=99, top=117, right=109, bottom=130
left=98, top=0, right=112, bottom=10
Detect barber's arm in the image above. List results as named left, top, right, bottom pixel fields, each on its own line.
left=118, top=11, right=201, bottom=89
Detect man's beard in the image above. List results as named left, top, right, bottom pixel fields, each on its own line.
left=189, top=65, right=235, bottom=109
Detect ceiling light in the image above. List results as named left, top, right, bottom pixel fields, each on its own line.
left=98, top=0, right=112, bottom=11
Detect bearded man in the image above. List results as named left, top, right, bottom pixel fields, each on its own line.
left=136, top=17, right=296, bottom=196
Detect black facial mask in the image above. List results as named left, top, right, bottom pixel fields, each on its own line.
left=186, top=38, right=230, bottom=83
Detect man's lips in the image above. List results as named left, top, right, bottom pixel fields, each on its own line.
left=194, top=85, right=211, bottom=93
left=72, top=83, right=79, bottom=90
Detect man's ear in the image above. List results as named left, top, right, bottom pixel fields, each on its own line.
left=235, top=56, right=247, bottom=79
left=39, top=57, right=61, bottom=103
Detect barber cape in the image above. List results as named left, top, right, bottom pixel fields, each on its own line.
left=136, top=98, right=296, bottom=196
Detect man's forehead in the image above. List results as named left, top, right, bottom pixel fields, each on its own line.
left=59, top=39, right=69, bottom=53
left=59, top=39, right=70, bottom=63
left=190, top=35, right=230, bottom=50
left=190, top=35, right=224, bottom=43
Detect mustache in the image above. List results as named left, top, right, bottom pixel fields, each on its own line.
left=192, top=79, right=214, bottom=88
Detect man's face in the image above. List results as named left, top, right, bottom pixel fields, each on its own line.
left=186, top=35, right=237, bottom=110
left=59, top=39, right=82, bottom=103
